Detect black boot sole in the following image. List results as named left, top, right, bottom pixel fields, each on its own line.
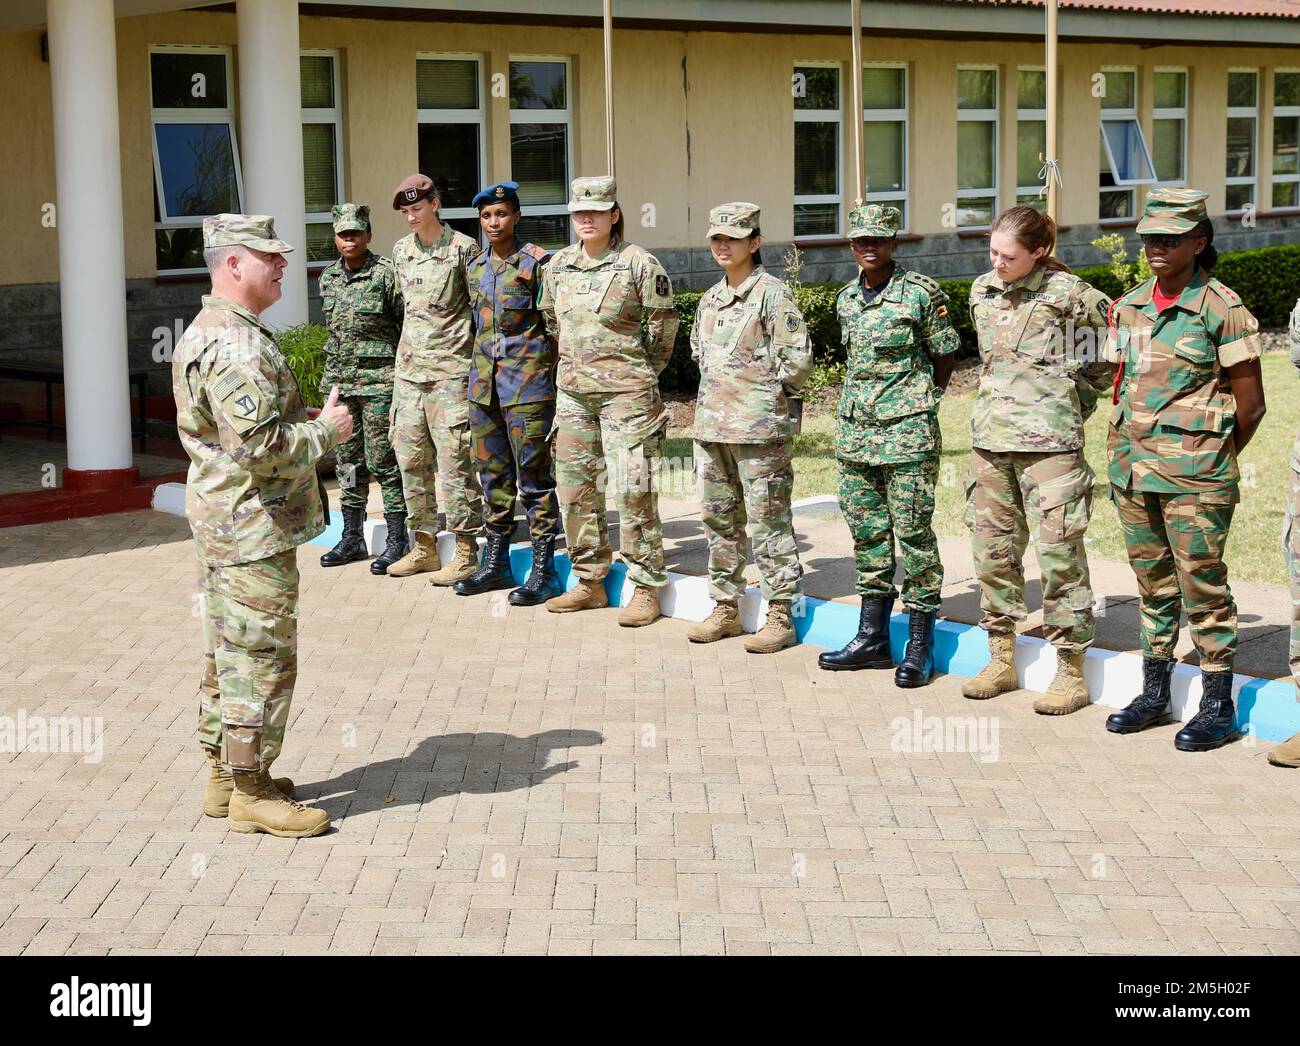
left=453, top=576, right=516, bottom=597
left=509, top=587, right=561, bottom=607
left=1174, top=730, right=1238, bottom=752
left=1105, top=713, right=1172, bottom=735
left=320, top=549, right=370, bottom=568
left=894, top=672, right=933, bottom=689
left=817, top=657, right=893, bottom=672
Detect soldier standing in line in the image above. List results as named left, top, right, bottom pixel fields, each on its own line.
left=538, top=176, right=679, bottom=626
left=315, top=203, right=409, bottom=575
left=961, top=206, right=1113, bottom=715
left=686, top=202, right=813, bottom=653
left=1270, top=295, right=1300, bottom=767
left=174, top=214, right=353, bottom=838
left=385, top=173, right=485, bottom=584
left=1102, top=189, right=1266, bottom=752
left=452, top=181, right=562, bottom=605
left=817, top=204, right=959, bottom=686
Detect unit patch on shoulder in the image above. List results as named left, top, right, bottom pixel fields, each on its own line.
left=784, top=311, right=800, bottom=332
left=655, top=274, right=670, bottom=297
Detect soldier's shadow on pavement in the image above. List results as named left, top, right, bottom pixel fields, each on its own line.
left=299, top=729, right=604, bottom=820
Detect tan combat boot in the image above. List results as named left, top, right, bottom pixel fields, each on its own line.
left=744, top=600, right=797, bottom=654
left=1267, top=732, right=1300, bottom=767
left=201, top=746, right=295, bottom=818
left=386, top=531, right=440, bottom=577
left=428, top=533, right=479, bottom=586
left=688, top=600, right=742, bottom=643
left=1033, top=649, right=1090, bottom=715
left=228, top=770, right=329, bottom=838
left=546, top=579, right=610, bottom=613
left=962, top=631, right=1018, bottom=700
left=618, top=584, right=662, bottom=628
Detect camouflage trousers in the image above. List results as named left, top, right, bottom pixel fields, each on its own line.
left=336, top=393, right=403, bottom=514
left=1114, top=485, right=1237, bottom=672
left=196, top=548, right=298, bottom=771
left=964, top=447, right=1095, bottom=651
left=697, top=439, right=801, bottom=602
left=555, top=386, right=668, bottom=588
left=470, top=394, right=560, bottom=541
left=839, top=456, right=942, bottom=612
left=1289, top=464, right=1300, bottom=697
left=390, top=375, right=483, bottom=536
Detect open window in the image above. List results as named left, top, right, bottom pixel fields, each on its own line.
left=1098, top=68, right=1153, bottom=220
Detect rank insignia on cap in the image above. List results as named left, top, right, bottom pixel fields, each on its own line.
left=494, top=185, right=506, bottom=199
left=785, top=312, right=800, bottom=332
left=655, top=274, right=669, bottom=297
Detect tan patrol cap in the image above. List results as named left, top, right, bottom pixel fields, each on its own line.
left=568, top=175, right=617, bottom=212
left=392, top=173, right=436, bottom=209
left=707, top=202, right=761, bottom=240
left=202, top=214, right=294, bottom=254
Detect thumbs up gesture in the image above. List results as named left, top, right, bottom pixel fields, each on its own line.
left=320, top=385, right=354, bottom=443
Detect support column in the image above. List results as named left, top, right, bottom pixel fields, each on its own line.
left=48, top=0, right=136, bottom=481
left=237, top=0, right=307, bottom=329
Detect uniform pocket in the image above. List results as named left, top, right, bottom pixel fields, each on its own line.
left=1173, top=330, right=1216, bottom=367
left=1037, top=465, right=1093, bottom=544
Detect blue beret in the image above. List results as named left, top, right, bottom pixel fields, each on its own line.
left=472, top=181, right=520, bottom=209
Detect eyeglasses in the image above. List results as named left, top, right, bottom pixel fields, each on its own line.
left=1140, top=234, right=1190, bottom=250
left=850, top=238, right=892, bottom=250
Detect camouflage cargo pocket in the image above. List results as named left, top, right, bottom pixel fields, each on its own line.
left=1037, top=465, right=1093, bottom=544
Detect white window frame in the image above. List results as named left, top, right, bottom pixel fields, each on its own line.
left=792, top=60, right=843, bottom=241
left=1272, top=68, right=1300, bottom=211
left=508, top=54, right=574, bottom=243
left=1098, top=67, right=1152, bottom=222
left=416, top=52, right=488, bottom=236
left=1151, top=66, right=1188, bottom=188
left=149, top=44, right=243, bottom=275
left=1226, top=67, right=1259, bottom=215
left=1016, top=66, right=1047, bottom=204
left=863, top=62, right=909, bottom=230
left=956, top=64, right=999, bottom=230
left=302, top=49, right=344, bottom=261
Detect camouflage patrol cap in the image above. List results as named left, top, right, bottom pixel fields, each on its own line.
left=568, top=175, right=617, bottom=212
left=707, top=202, right=761, bottom=240
left=202, top=214, right=294, bottom=254
left=392, top=173, right=436, bottom=209
left=847, top=203, right=901, bottom=239
left=1136, top=188, right=1209, bottom=235
left=332, top=203, right=371, bottom=234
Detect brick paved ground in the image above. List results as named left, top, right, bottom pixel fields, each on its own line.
left=1, top=509, right=1299, bottom=955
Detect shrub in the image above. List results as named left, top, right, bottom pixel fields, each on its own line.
left=279, top=323, right=329, bottom=408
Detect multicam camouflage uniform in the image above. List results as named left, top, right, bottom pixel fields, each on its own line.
left=391, top=223, right=484, bottom=537
left=1291, top=300, right=1300, bottom=700
left=966, top=262, right=1112, bottom=652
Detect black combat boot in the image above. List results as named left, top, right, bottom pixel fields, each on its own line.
left=818, top=596, right=894, bottom=671
left=452, top=532, right=515, bottom=596
left=1105, top=657, right=1174, bottom=734
left=1174, top=670, right=1238, bottom=752
left=320, top=507, right=369, bottom=568
left=894, top=609, right=936, bottom=689
left=369, top=512, right=409, bottom=575
left=509, top=535, right=561, bottom=606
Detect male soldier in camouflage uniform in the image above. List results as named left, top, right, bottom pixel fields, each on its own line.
left=316, top=203, right=408, bottom=575
left=817, top=204, right=959, bottom=686
left=686, top=203, right=813, bottom=652
left=386, top=173, right=485, bottom=583
left=174, top=214, right=353, bottom=838
left=1271, top=296, right=1300, bottom=766
left=453, top=180, right=562, bottom=605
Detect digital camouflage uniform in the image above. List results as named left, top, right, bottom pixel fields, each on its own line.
left=466, top=236, right=559, bottom=541
left=318, top=244, right=404, bottom=514
left=172, top=218, right=339, bottom=772
left=391, top=223, right=484, bottom=536
left=967, top=263, right=1112, bottom=651
left=539, top=178, right=679, bottom=588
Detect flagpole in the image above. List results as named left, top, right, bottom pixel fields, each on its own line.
left=850, top=0, right=864, bottom=204
left=1045, top=0, right=1059, bottom=221
left=603, top=0, right=615, bottom=176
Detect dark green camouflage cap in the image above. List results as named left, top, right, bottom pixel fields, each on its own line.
left=847, top=203, right=901, bottom=239
left=332, top=203, right=371, bottom=234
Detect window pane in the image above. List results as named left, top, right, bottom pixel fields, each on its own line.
left=300, top=55, right=334, bottom=109
left=1017, top=119, right=1046, bottom=187
left=510, top=124, right=567, bottom=205
left=306, top=222, right=338, bottom=264
left=151, top=51, right=228, bottom=109
left=515, top=214, right=569, bottom=251
left=1274, top=182, right=1299, bottom=209
left=155, top=226, right=205, bottom=271
left=864, top=120, right=904, bottom=192
left=1100, top=188, right=1133, bottom=220
left=1100, top=70, right=1135, bottom=110
left=1154, top=71, right=1185, bottom=110
left=794, top=121, right=838, bottom=196
left=1274, top=115, right=1299, bottom=175
left=1277, top=71, right=1300, bottom=108
left=1226, top=182, right=1254, bottom=211
left=1016, top=192, right=1047, bottom=213
left=958, top=121, right=995, bottom=190
left=958, top=68, right=996, bottom=110
left=1228, top=71, right=1258, bottom=108
left=1101, top=119, right=1154, bottom=182
left=862, top=67, right=904, bottom=110
left=1017, top=69, right=1046, bottom=110
left=1226, top=116, right=1256, bottom=177
left=417, top=123, right=480, bottom=209
left=302, top=123, right=337, bottom=214
left=794, top=66, right=838, bottom=111
left=1152, top=118, right=1184, bottom=182
left=155, top=123, right=239, bottom=216
left=794, top=203, right=839, bottom=237
left=957, top=197, right=995, bottom=228
left=417, top=59, right=478, bottom=110
left=510, top=61, right=566, bottom=110
left=444, top=217, right=482, bottom=244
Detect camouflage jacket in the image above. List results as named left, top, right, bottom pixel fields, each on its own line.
left=318, top=251, right=403, bottom=398
left=690, top=267, right=813, bottom=444
left=1290, top=297, right=1300, bottom=472
left=1104, top=270, right=1260, bottom=494
left=392, top=223, right=480, bottom=384
left=835, top=265, right=960, bottom=464
left=969, top=265, right=1113, bottom=453
left=466, top=238, right=555, bottom=407
left=539, top=237, right=679, bottom=394
left=172, top=295, right=338, bottom=566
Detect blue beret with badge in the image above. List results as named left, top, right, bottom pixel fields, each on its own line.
left=472, top=181, right=521, bottom=210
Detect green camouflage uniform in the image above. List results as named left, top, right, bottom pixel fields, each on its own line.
left=539, top=176, right=679, bottom=589
left=172, top=215, right=340, bottom=772
left=391, top=222, right=484, bottom=537
left=1289, top=298, right=1300, bottom=698
left=966, top=263, right=1112, bottom=651
left=691, top=206, right=812, bottom=603
left=318, top=242, right=404, bottom=514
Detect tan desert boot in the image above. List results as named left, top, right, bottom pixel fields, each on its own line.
left=228, top=770, right=329, bottom=838
left=744, top=600, right=797, bottom=653
left=1033, top=649, right=1090, bottom=715
left=428, top=533, right=479, bottom=586
left=962, top=631, right=1018, bottom=700
left=201, top=746, right=295, bottom=818
left=688, top=600, right=742, bottom=643
left=546, top=579, right=610, bottom=613
left=1267, top=732, right=1300, bottom=767
left=386, top=530, right=440, bottom=577
left=618, top=584, right=662, bottom=627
